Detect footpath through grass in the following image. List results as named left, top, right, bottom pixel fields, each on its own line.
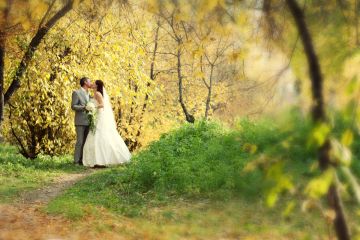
left=0, top=144, right=86, bottom=203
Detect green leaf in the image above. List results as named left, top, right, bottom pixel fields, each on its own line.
left=341, top=129, right=353, bottom=147
left=305, top=168, right=334, bottom=199
left=308, top=123, right=331, bottom=147
left=282, top=201, right=296, bottom=217
left=266, top=190, right=278, bottom=208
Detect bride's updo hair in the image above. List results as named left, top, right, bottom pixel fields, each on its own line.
left=95, top=80, right=104, bottom=96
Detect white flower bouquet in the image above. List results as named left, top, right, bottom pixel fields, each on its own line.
left=85, top=99, right=97, bottom=133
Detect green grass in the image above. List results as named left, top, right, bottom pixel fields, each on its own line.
left=2, top=109, right=360, bottom=237
left=45, top=110, right=360, bottom=237
left=47, top=120, right=265, bottom=220
left=46, top=167, right=333, bottom=238
left=0, top=144, right=86, bottom=203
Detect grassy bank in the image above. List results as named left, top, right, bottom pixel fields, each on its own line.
left=46, top=111, right=360, bottom=237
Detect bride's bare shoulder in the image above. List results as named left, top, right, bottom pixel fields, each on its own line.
left=95, top=91, right=103, bottom=98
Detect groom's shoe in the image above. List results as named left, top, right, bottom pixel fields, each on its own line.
left=93, top=165, right=106, bottom=168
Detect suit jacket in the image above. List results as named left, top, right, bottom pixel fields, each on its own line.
left=71, top=89, right=89, bottom=126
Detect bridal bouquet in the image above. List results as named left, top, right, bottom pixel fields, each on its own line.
left=85, top=100, right=97, bottom=133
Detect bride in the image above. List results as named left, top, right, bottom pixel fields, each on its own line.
left=83, top=80, right=131, bottom=167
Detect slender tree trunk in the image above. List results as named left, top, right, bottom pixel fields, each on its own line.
left=127, top=80, right=138, bottom=127
left=138, top=23, right=160, bottom=125
left=285, top=0, right=350, bottom=239
left=132, top=21, right=161, bottom=150
left=177, top=42, right=195, bottom=123
left=3, top=0, right=74, bottom=105
left=205, top=65, right=214, bottom=119
left=124, top=77, right=139, bottom=150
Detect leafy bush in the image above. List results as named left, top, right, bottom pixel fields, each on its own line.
left=4, top=44, right=75, bottom=159
left=115, top=120, right=265, bottom=200
left=115, top=109, right=360, bottom=199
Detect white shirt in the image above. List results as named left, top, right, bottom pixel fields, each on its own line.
left=81, top=87, right=90, bottom=102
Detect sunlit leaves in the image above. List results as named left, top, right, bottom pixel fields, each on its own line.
left=196, top=0, right=225, bottom=18
left=73, top=0, right=82, bottom=8
left=146, top=0, right=159, bottom=12
left=29, top=1, right=48, bottom=21
left=3, top=33, right=75, bottom=158
left=307, top=123, right=330, bottom=147
left=265, top=161, right=295, bottom=207
left=305, top=168, right=334, bottom=199
left=2, top=0, right=53, bottom=30
left=48, top=5, right=160, bottom=148
left=330, top=138, right=352, bottom=166
left=341, top=129, right=353, bottom=146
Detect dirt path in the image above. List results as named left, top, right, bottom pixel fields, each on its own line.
left=0, top=170, right=115, bottom=240
left=17, top=171, right=94, bottom=205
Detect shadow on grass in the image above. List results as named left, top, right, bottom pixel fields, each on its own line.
left=0, top=144, right=86, bottom=173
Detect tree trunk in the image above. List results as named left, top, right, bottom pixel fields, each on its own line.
left=285, top=0, right=350, bottom=239
left=142, top=21, right=160, bottom=109
left=3, top=0, right=74, bottom=105
left=177, top=42, right=195, bottom=123
left=0, top=0, right=11, bottom=128
left=205, top=65, right=214, bottom=119
left=132, top=21, right=161, bottom=150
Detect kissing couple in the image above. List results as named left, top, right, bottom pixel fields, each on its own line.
left=71, top=77, right=131, bottom=167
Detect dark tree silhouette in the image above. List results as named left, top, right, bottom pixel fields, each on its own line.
left=284, top=0, right=350, bottom=239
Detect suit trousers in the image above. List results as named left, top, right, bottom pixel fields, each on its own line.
left=74, top=125, right=90, bottom=165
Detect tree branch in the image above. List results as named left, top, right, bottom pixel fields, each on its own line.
left=4, top=0, right=74, bottom=105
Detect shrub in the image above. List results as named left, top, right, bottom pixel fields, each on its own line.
left=4, top=48, right=75, bottom=159
left=115, top=120, right=263, bottom=200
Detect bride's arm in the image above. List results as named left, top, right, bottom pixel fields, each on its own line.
left=95, top=92, right=104, bottom=108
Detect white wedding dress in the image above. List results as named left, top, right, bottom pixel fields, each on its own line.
left=83, top=89, right=131, bottom=167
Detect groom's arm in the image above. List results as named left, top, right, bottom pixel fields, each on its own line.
left=71, top=91, right=85, bottom=112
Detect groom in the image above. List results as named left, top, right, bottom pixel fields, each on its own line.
left=71, top=77, right=92, bottom=165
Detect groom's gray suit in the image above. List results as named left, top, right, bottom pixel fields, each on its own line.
left=71, top=88, right=90, bottom=165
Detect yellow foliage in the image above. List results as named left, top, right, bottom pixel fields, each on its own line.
left=305, top=168, right=335, bottom=199
left=341, top=129, right=353, bottom=146
left=2, top=0, right=249, bottom=153
left=308, top=123, right=331, bottom=147
left=265, top=161, right=295, bottom=207
left=3, top=32, right=75, bottom=158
